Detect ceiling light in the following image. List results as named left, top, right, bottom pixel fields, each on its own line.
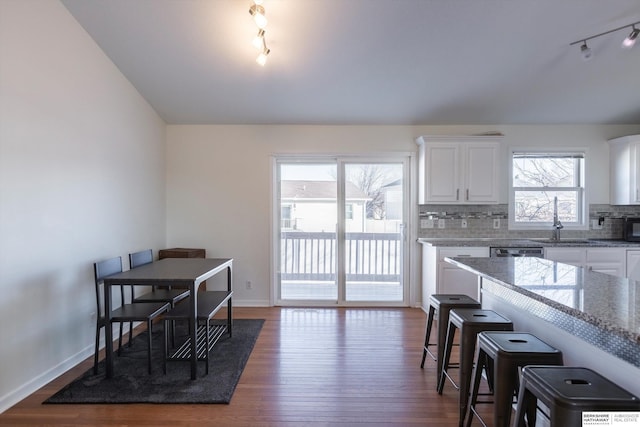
left=570, top=20, right=640, bottom=59
left=256, top=47, right=270, bottom=66
left=248, top=1, right=271, bottom=65
left=252, top=29, right=265, bottom=50
left=622, top=26, right=639, bottom=48
left=249, top=4, right=267, bottom=29
left=580, top=42, right=593, bottom=61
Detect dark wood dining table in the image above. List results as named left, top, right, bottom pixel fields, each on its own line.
left=103, top=257, right=233, bottom=379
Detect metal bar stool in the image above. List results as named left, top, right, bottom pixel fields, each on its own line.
left=466, top=332, right=563, bottom=427
left=437, top=308, right=513, bottom=427
left=514, top=366, right=640, bottom=427
left=421, top=294, right=481, bottom=387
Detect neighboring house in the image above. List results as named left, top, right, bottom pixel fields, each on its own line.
left=381, top=179, right=402, bottom=220
left=280, top=180, right=370, bottom=232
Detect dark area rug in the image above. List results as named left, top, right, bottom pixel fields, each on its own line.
left=44, top=318, right=264, bottom=404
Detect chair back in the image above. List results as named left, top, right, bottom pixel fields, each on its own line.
left=129, top=249, right=153, bottom=269
left=94, top=256, right=123, bottom=319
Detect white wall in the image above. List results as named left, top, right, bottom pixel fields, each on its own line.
left=0, top=0, right=166, bottom=411
left=165, top=126, right=419, bottom=305
left=165, top=124, right=640, bottom=307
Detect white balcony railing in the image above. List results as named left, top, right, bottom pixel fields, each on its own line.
left=280, top=231, right=401, bottom=282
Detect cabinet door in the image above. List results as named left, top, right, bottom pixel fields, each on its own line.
left=421, top=245, right=439, bottom=307
left=608, top=136, right=640, bottom=205
left=436, top=247, right=488, bottom=300
left=424, top=144, right=460, bottom=203
left=626, top=250, right=640, bottom=280
left=544, top=247, right=585, bottom=267
left=465, top=144, right=499, bottom=203
left=438, top=264, right=480, bottom=300
left=586, top=248, right=626, bottom=278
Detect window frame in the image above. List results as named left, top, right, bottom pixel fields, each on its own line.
left=508, top=148, right=588, bottom=231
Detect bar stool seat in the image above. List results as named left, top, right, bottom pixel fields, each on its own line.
left=466, top=331, right=563, bottom=427
left=438, top=308, right=513, bottom=427
left=514, top=366, right=640, bottom=427
left=421, top=294, right=481, bottom=387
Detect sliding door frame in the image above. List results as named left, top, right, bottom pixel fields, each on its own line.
left=270, top=153, right=415, bottom=307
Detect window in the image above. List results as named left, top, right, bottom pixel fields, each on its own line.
left=281, top=204, right=293, bottom=229
left=345, top=203, right=353, bottom=220
left=510, top=151, right=586, bottom=229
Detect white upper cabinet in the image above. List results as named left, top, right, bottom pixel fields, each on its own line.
left=416, top=136, right=502, bottom=204
left=609, top=135, right=640, bottom=205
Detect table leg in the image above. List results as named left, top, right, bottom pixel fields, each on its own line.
left=227, top=265, right=233, bottom=337
left=190, top=283, right=198, bottom=380
left=104, top=283, right=113, bottom=378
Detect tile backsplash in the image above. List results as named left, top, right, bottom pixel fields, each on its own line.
left=418, top=204, right=640, bottom=239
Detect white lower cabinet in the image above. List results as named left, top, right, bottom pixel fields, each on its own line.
left=543, top=247, right=585, bottom=267
left=586, top=248, right=626, bottom=277
left=544, top=247, right=626, bottom=278
left=422, top=246, right=488, bottom=305
left=626, top=250, right=640, bottom=280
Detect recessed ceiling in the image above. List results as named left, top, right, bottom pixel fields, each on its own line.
left=61, top=0, right=640, bottom=125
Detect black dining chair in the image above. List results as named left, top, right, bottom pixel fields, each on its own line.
left=93, top=256, right=170, bottom=374
left=129, top=249, right=189, bottom=307
left=129, top=249, right=190, bottom=346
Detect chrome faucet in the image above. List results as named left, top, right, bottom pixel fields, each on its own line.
left=552, top=196, right=563, bottom=241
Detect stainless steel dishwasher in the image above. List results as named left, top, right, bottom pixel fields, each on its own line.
left=490, top=247, right=544, bottom=257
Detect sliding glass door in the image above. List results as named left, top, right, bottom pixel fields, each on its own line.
left=274, top=157, right=408, bottom=305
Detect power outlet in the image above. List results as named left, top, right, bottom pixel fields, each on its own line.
left=438, top=219, right=445, bottom=229
left=493, top=218, right=501, bottom=229
left=461, top=219, right=468, bottom=228
left=246, top=280, right=253, bottom=290
left=421, top=219, right=434, bottom=228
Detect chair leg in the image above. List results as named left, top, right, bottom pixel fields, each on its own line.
left=465, top=349, right=487, bottom=427
left=205, top=319, right=210, bottom=375
left=163, top=319, right=168, bottom=375
left=117, top=322, right=124, bottom=355
left=421, top=305, right=436, bottom=369
left=128, top=320, right=134, bottom=347
left=437, top=321, right=456, bottom=394
left=147, top=319, right=153, bottom=375
left=94, top=325, right=101, bottom=375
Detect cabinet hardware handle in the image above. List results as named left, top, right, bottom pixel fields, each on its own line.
left=466, top=189, right=469, bottom=200
left=456, top=189, right=459, bottom=200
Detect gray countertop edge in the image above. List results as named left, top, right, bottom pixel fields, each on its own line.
left=445, top=256, right=640, bottom=345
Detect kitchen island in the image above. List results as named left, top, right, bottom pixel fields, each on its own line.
left=445, top=256, right=640, bottom=396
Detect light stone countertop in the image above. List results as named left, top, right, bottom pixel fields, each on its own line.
left=445, top=256, right=640, bottom=366
left=418, top=237, right=640, bottom=248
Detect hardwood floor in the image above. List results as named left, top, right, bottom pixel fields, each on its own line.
left=0, top=307, right=495, bottom=426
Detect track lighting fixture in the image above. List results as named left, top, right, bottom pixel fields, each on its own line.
left=622, top=26, right=639, bottom=48
left=249, top=0, right=271, bottom=65
left=252, top=29, right=266, bottom=50
left=570, top=20, right=640, bottom=59
left=580, top=42, right=593, bottom=61
left=249, top=3, right=267, bottom=29
left=256, top=47, right=270, bottom=66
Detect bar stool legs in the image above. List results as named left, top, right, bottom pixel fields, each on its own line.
left=437, top=308, right=513, bottom=427
left=421, top=294, right=481, bottom=390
